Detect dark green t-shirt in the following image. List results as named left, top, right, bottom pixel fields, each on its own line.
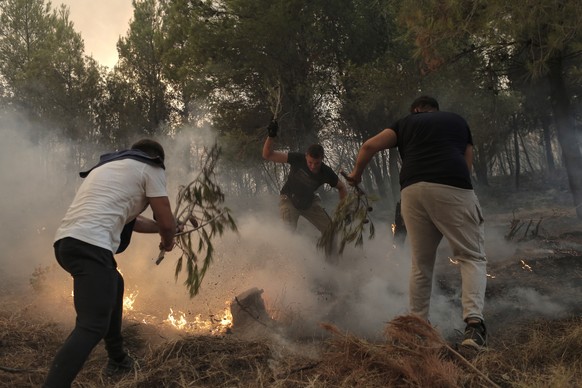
left=280, top=152, right=339, bottom=210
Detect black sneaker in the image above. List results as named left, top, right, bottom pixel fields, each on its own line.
left=461, top=320, right=487, bottom=349
left=104, top=354, right=136, bottom=377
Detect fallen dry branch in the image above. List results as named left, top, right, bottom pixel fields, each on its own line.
left=387, top=316, right=500, bottom=388
left=320, top=315, right=501, bottom=388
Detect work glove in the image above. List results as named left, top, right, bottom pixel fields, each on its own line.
left=267, top=119, right=279, bottom=137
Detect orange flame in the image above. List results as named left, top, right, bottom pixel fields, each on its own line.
left=123, top=290, right=138, bottom=311
left=164, top=302, right=233, bottom=334
left=166, top=308, right=188, bottom=330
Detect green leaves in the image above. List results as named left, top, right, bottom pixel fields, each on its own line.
left=318, top=188, right=376, bottom=255
left=170, top=143, right=238, bottom=298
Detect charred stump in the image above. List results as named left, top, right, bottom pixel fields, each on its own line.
left=230, top=288, right=275, bottom=339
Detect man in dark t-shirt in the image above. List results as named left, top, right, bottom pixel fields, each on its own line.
left=346, top=96, right=488, bottom=350
left=262, top=120, right=347, bottom=259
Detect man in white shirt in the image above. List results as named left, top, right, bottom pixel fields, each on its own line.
left=43, top=139, right=177, bottom=388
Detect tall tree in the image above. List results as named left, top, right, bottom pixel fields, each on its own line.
left=0, top=0, right=103, bottom=145
left=117, top=0, right=172, bottom=136
left=0, top=0, right=56, bottom=118
left=398, top=0, right=582, bottom=218
left=315, top=0, right=417, bottom=202
left=162, top=0, right=352, bottom=149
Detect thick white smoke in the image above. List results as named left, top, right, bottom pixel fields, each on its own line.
left=0, top=111, right=573, bottom=344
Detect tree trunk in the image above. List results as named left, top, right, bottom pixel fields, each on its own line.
left=389, top=148, right=401, bottom=202
left=473, top=143, right=489, bottom=187
left=513, top=115, right=520, bottom=189
left=504, top=142, right=514, bottom=177
left=540, top=116, right=556, bottom=172
left=368, top=157, right=388, bottom=199
left=518, top=130, right=535, bottom=173
left=548, top=57, right=582, bottom=219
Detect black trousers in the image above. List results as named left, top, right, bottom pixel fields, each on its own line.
left=43, top=237, right=125, bottom=388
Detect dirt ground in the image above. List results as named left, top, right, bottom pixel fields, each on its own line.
left=1, top=179, right=582, bottom=387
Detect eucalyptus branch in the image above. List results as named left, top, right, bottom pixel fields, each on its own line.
left=317, top=179, right=375, bottom=255
left=155, top=144, right=238, bottom=298
left=173, top=210, right=228, bottom=237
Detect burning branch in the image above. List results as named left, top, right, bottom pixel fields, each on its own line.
left=156, top=144, right=237, bottom=298
left=318, top=173, right=375, bottom=255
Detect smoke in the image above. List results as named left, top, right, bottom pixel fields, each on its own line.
left=0, top=114, right=411, bottom=339
left=116, top=203, right=412, bottom=340
left=1, top=110, right=575, bottom=345
left=0, top=112, right=73, bottom=286
left=497, top=287, right=564, bottom=316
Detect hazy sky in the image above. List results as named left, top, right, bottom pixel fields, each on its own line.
left=59, top=0, right=134, bottom=68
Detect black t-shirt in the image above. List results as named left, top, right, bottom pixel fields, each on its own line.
left=280, top=152, right=339, bottom=210
left=392, top=111, right=473, bottom=190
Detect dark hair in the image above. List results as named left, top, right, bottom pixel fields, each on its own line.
left=410, top=95, right=440, bottom=113
left=306, top=144, right=324, bottom=159
left=131, top=139, right=165, bottom=161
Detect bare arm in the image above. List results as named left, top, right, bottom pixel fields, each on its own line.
left=335, top=179, right=348, bottom=201
left=347, top=128, right=398, bottom=183
left=147, top=196, right=176, bottom=251
left=133, top=215, right=159, bottom=233
left=133, top=214, right=183, bottom=234
left=262, top=136, right=288, bottom=163
left=465, top=144, right=474, bottom=173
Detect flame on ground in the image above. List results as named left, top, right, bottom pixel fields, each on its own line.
left=166, top=308, right=188, bottom=330
left=123, top=290, right=138, bottom=311
left=164, top=301, right=233, bottom=334
left=68, top=283, right=232, bottom=334
left=92, top=283, right=235, bottom=334
left=520, top=259, right=533, bottom=272
left=449, top=256, right=496, bottom=279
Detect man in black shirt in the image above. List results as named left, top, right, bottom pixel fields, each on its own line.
left=346, top=96, right=488, bottom=349
left=262, top=120, right=347, bottom=260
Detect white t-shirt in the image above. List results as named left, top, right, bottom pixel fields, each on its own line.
left=55, top=158, right=168, bottom=253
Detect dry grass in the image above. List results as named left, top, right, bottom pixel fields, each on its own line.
left=0, top=306, right=64, bottom=386
left=3, top=299, right=581, bottom=388
left=3, top=200, right=582, bottom=387
left=318, top=317, right=464, bottom=387
left=475, top=317, right=582, bottom=388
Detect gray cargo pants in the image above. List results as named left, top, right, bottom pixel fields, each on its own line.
left=401, top=182, right=487, bottom=322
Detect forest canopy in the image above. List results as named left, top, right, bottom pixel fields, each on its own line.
left=1, top=0, right=581, bottom=216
